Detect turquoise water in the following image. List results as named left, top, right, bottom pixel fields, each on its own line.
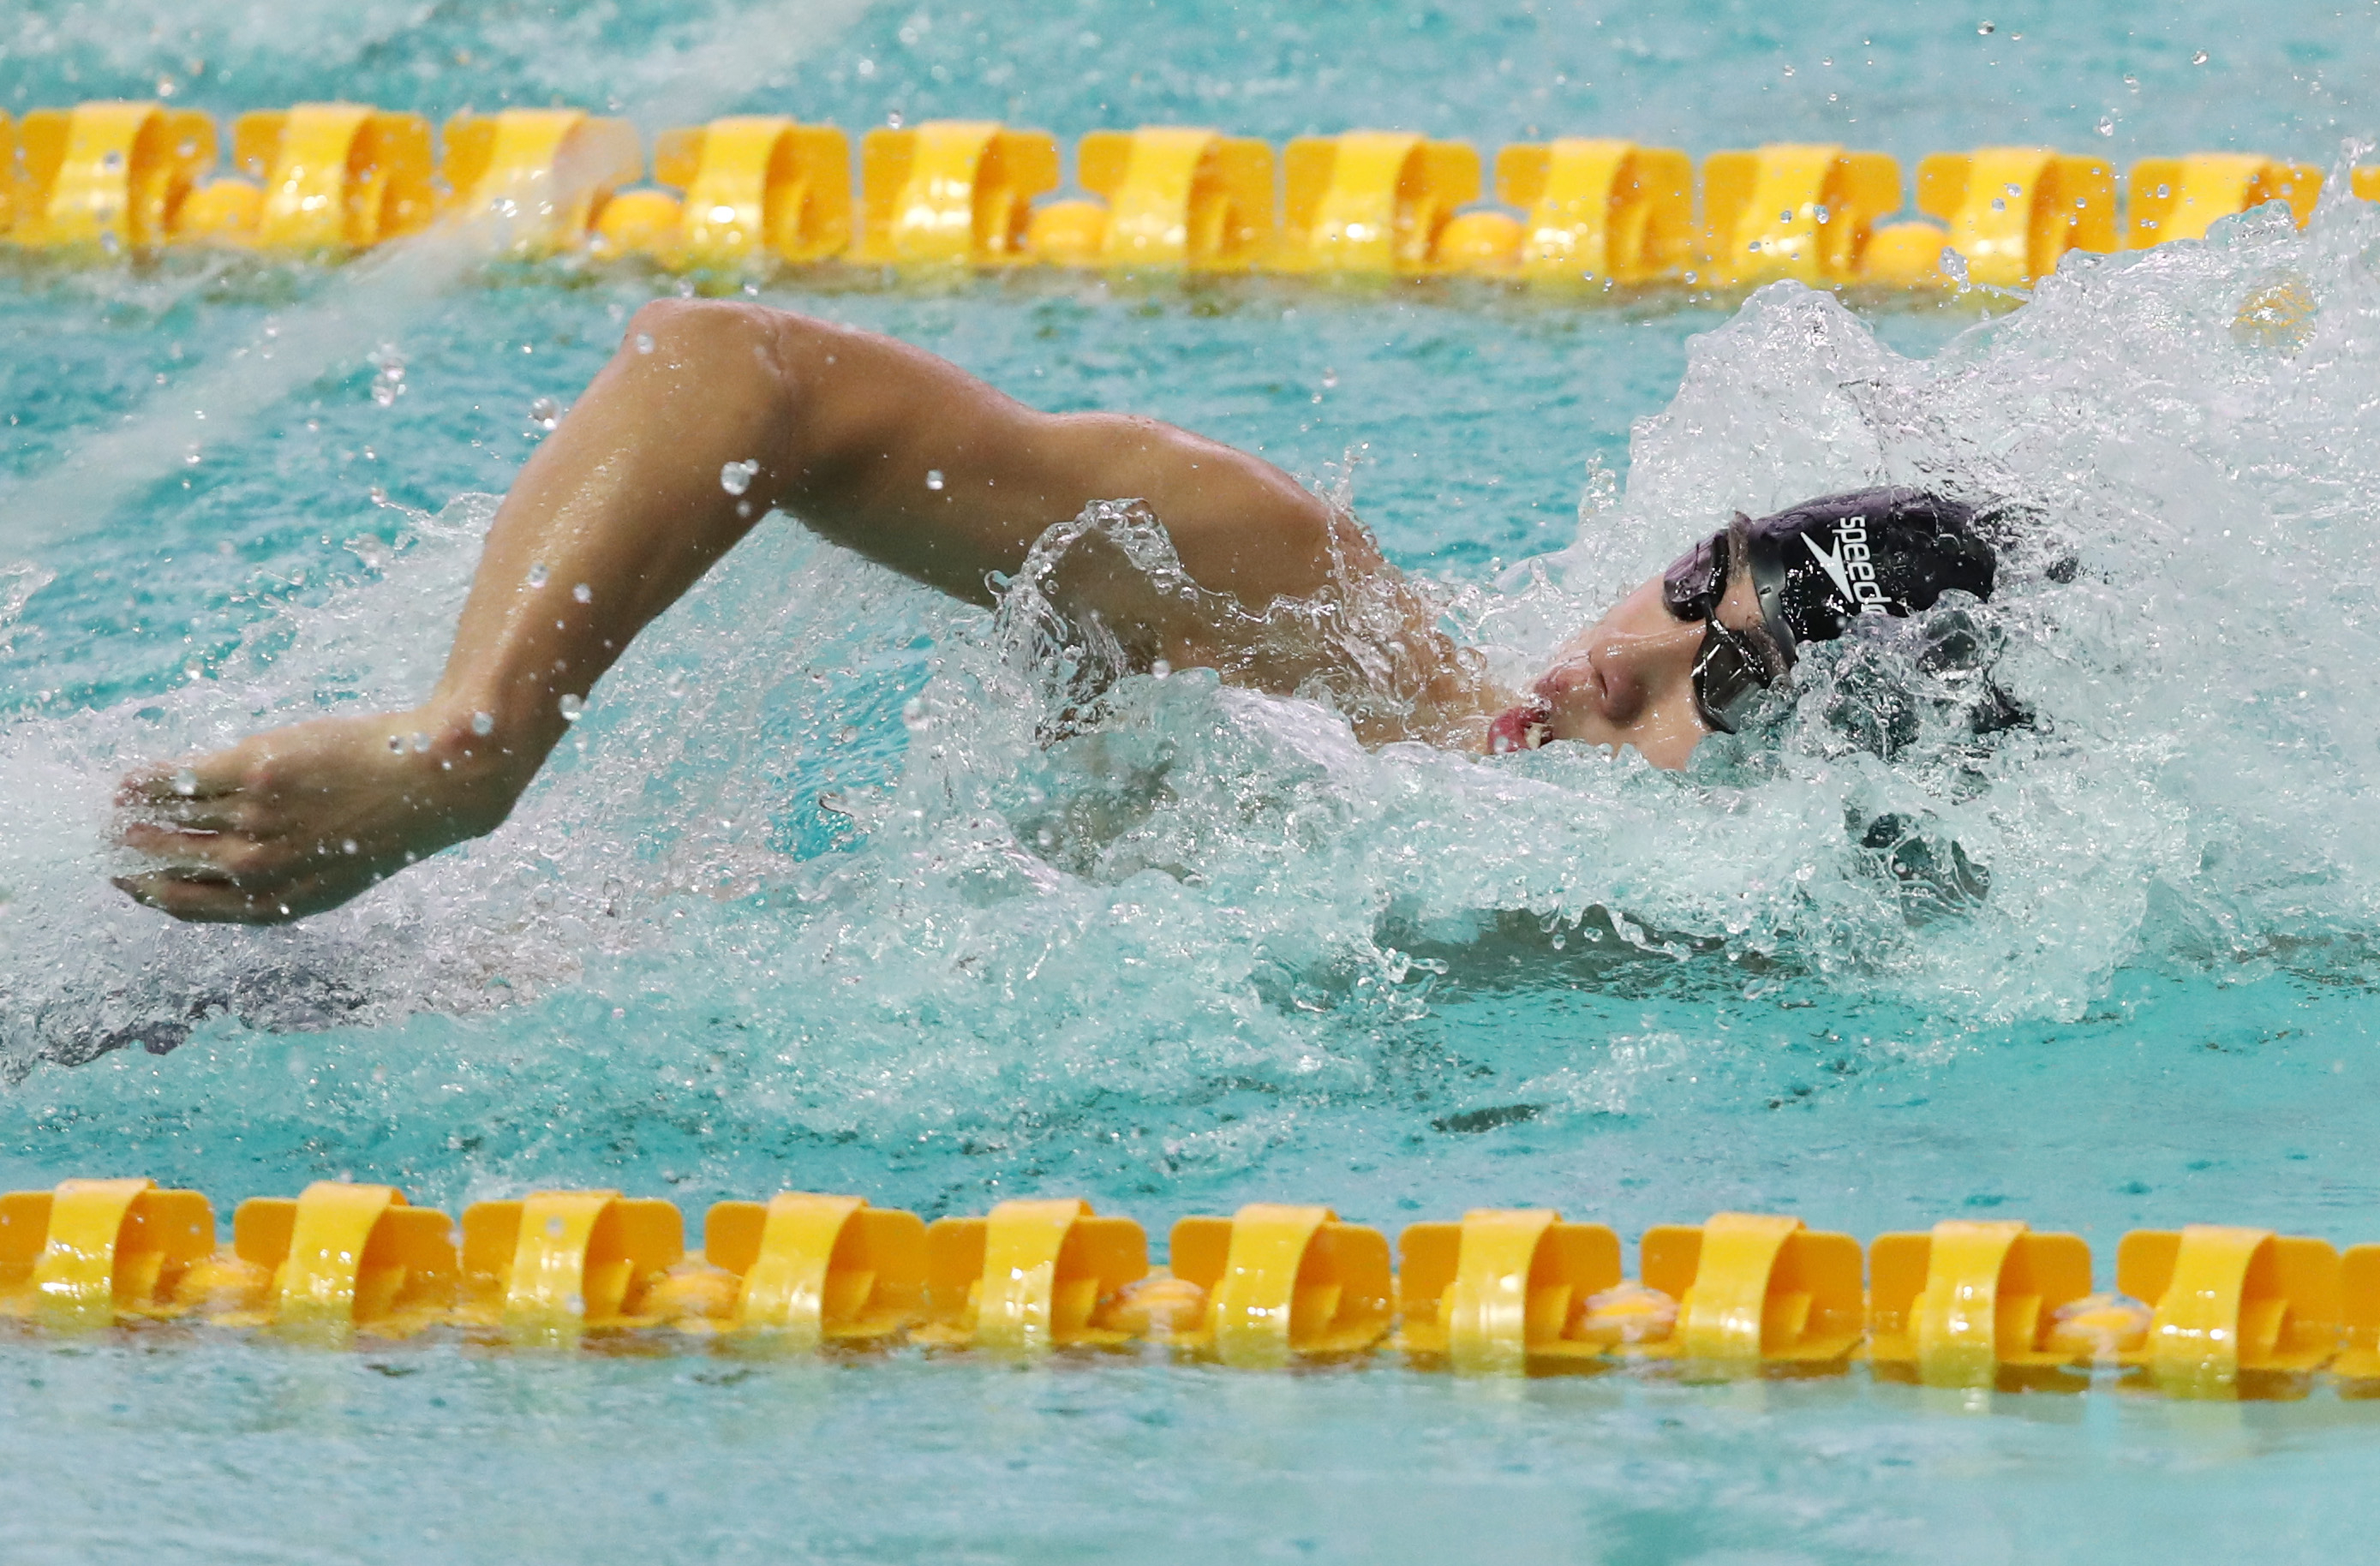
left=9, top=1, right=2380, bottom=1561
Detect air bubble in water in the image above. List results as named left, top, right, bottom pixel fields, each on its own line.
left=368, top=345, right=407, bottom=407
left=410, top=732, right=431, bottom=753
left=341, top=839, right=358, bottom=855
left=924, top=469, right=945, bottom=491
left=573, top=583, right=593, bottom=603
left=721, top=460, right=759, bottom=496
left=527, top=562, right=551, bottom=589
left=529, top=397, right=562, bottom=431
left=171, top=768, right=198, bottom=797
left=634, top=332, right=655, bottom=354
left=470, top=711, right=495, bottom=736
left=559, top=693, right=584, bottom=721
left=2192, top=49, right=2209, bottom=64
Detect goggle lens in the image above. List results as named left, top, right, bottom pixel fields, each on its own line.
left=1689, top=622, right=1774, bottom=734
left=1661, top=531, right=1729, bottom=622
left=1665, top=521, right=1792, bottom=734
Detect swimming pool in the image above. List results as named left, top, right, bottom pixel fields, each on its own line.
left=8, top=0, right=2380, bottom=1559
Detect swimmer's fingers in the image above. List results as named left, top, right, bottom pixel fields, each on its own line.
left=114, top=821, right=237, bottom=877
left=117, top=808, right=266, bottom=859
left=117, top=753, right=248, bottom=806
left=111, top=871, right=316, bottom=924
left=116, top=794, right=247, bottom=835
left=116, top=754, right=256, bottom=832
left=118, top=817, right=316, bottom=882
left=112, top=814, right=366, bottom=922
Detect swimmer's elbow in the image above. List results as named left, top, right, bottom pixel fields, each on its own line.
left=615, top=299, right=826, bottom=471
left=623, top=295, right=762, bottom=352
left=619, top=298, right=806, bottom=400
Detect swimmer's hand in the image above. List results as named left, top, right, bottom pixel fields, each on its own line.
left=111, top=708, right=527, bottom=923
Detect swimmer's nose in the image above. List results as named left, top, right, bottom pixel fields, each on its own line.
left=1547, top=621, right=1701, bottom=724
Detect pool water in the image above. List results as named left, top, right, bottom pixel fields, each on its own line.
left=8, top=1, right=2380, bottom=1561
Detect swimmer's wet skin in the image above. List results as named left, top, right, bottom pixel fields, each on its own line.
left=111, top=301, right=1996, bottom=924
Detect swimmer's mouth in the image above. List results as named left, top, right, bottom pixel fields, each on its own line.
left=1486, top=697, right=1552, bottom=755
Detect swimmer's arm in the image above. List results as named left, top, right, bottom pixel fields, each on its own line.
left=424, top=299, right=1345, bottom=770
left=114, top=300, right=1341, bottom=923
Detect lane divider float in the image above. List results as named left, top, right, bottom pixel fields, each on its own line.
left=621, top=117, right=852, bottom=267
left=1271, top=130, right=1480, bottom=276
left=3, top=1178, right=2378, bottom=1400
left=10, top=101, right=216, bottom=253
left=1700, top=142, right=1903, bottom=288
left=439, top=107, right=643, bottom=257
left=1043, top=126, right=1275, bottom=272
left=1482, top=138, right=1694, bottom=284
left=0, top=100, right=2357, bottom=291
left=852, top=120, right=1058, bottom=267
left=188, top=105, right=440, bottom=250
left=1902, top=147, right=2118, bottom=289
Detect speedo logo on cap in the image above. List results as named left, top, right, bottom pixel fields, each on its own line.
left=1803, top=516, right=1888, bottom=613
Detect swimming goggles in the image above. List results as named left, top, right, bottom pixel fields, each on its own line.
left=1660, top=517, right=1793, bottom=734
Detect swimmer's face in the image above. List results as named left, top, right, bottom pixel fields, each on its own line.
left=1486, top=560, right=1772, bottom=769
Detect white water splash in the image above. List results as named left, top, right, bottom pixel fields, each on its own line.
left=5, top=197, right=2380, bottom=1109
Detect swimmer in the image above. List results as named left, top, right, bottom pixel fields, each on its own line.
left=112, top=301, right=1995, bottom=923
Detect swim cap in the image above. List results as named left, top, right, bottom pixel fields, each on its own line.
left=1738, top=487, right=1997, bottom=664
